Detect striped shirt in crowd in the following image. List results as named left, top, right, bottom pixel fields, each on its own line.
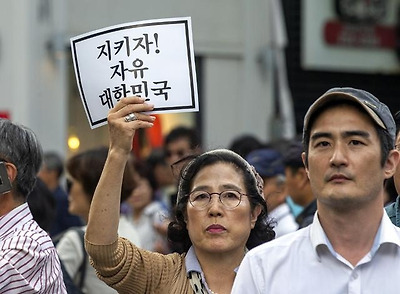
left=0, top=203, right=67, bottom=293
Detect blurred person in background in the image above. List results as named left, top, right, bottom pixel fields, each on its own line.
left=84, top=96, right=275, bottom=293
left=282, top=139, right=317, bottom=229
left=122, top=156, right=170, bottom=253
left=145, top=148, right=175, bottom=207
left=164, top=126, right=202, bottom=169
left=27, top=177, right=56, bottom=233
left=247, top=148, right=298, bottom=237
left=385, top=110, right=400, bottom=227
left=38, top=151, right=83, bottom=236
left=0, top=119, right=66, bottom=292
left=56, top=146, right=141, bottom=294
left=163, top=125, right=202, bottom=209
left=384, top=176, right=398, bottom=206
left=228, top=134, right=265, bottom=159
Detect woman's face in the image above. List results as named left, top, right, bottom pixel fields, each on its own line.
left=185, top=162, right=260, bottom=255
left=127, top=175, right=153, bottom=211
left=67, top=178, right=91, bottom=221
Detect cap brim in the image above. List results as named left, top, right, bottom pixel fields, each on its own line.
left=304, top=91, right=386, bottom=131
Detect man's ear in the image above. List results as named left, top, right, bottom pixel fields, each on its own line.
left=301, top=152, right=310, bottom=179
left=384, top=149, right=400, bottom=179
left=5, top=162, right=17, bottom=183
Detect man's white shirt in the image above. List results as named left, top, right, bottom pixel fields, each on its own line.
left=232, top=210, right=400, bottom=294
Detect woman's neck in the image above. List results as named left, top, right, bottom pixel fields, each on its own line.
left=196, top=248, right=246, bottom=294
left=132, top=207, right=144, bottom=221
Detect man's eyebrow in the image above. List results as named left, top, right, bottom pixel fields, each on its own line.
left=342, top=130, right=370, bottom=139
left=310, top=130, right=370, bottom=141
left=310, top=132, right=332, bottom=141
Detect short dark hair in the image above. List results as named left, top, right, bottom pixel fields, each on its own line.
left=167, top=149, right=275, bottom=252
left=66, top=146, right=136, bottom=203
left=303, top=100, right=393, bottom=167
left=165, top=126, right=200, bottom=150
left=282, top=140, right=304, bottom=173
left=27, top=178, right=56, bottom=232
left=228, top=134, right=264, bottom=159
left=42, top=152, right=64, bottom=179
left=130, top=156, right=158, bottom=192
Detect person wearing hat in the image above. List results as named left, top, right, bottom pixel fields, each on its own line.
left=83, top=96, right=275, bottom=294
left=232, top=87, right=400, bottom=293
left=246, top=148, right=298, bottom=237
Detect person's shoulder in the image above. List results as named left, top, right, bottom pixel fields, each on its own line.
left=385, top=199, right=397, bottom=215
left=53, top=186, right=68, bottom=199
left=3, top=219, right=56, bottom=254
left=247, top=226, right=310, bottom=257
left=385, top=196, right=400, bottom=226
left=144, top=201, right=168, bottom=216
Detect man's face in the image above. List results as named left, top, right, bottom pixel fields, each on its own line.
left=165, top=137, right=193, bottom=166
left=304, top=104, right=391, bottom=210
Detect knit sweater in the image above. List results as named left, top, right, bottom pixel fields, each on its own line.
left=85, top=237, right=193, bottom=294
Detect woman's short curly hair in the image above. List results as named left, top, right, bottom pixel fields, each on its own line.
left=167, top=149, right=275, bottom=252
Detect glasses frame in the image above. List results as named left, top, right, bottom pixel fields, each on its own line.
left=188, top=190, right=249, bottom=210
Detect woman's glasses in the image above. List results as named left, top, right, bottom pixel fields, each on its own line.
left=188, top=190, right=249, bottom=210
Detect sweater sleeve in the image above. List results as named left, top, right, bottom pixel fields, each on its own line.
left=85, top=236, right=187, bottom=294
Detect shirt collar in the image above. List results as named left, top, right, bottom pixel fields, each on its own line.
left=310, top=209, right=400, bottom=261
left=378, top=209, right=400, bottom=247
left=185, top=246, right=202, bottom=274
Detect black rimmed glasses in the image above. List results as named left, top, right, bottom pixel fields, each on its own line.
left=188, top=190, right=249, bottom=210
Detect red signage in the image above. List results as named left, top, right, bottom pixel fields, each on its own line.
left=324, top=20, right=397, bottom=48
left=0, top=111, right=10, bottom=119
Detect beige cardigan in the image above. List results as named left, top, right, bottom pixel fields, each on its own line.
left=85, top=237, right=194, bottom=294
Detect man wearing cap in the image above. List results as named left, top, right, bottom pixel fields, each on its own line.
left=232, top=87, right=400, bottom=293
left=246, top=148, right=298, bottom=238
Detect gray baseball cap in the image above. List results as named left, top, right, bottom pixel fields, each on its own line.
left=303, top=87, right=396, bottom=142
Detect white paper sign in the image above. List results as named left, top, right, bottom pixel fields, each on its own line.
left=70, top=17, right=199, bottom=129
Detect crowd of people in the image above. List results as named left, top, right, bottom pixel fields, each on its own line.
left=1, top=87, right=400, bottom=293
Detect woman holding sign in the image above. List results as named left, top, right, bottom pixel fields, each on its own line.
left=85, top=96, right=275, bottom=294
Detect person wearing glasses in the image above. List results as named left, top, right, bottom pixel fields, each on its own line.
left=385, top=110, right=400, bottom=227
left=84, top=96, right=275, bottom=294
